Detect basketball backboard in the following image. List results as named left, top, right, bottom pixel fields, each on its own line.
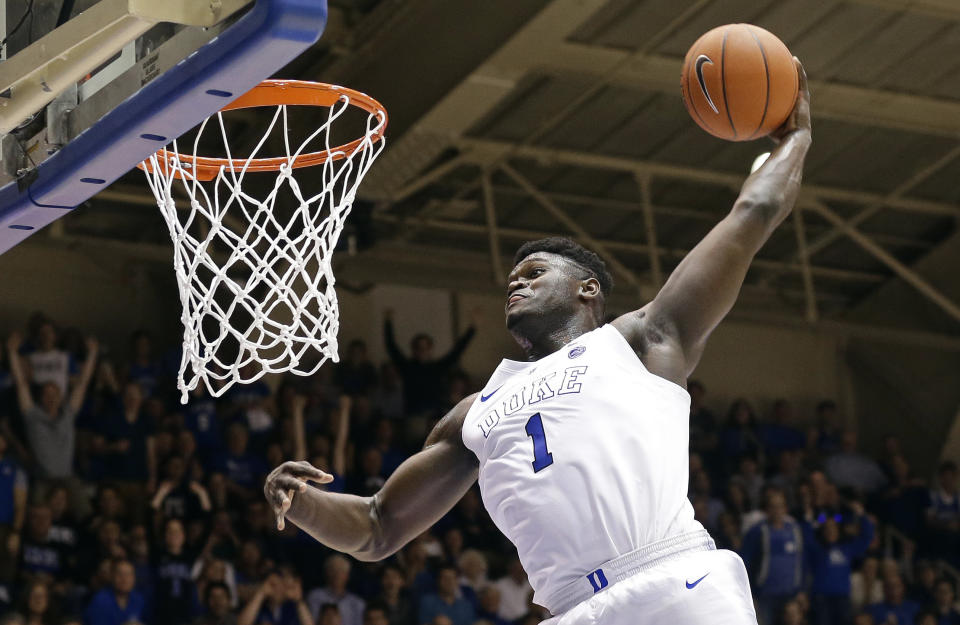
left=0, top=0, right=329, bottom=254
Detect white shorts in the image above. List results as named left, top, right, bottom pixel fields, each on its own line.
left=540, top=549, right=758, bottom=625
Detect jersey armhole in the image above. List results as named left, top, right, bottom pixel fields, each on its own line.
left=603, top=324, right=692, bottom=403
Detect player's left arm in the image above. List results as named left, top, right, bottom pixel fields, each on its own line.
left=614, top=59, right=811, bottom=380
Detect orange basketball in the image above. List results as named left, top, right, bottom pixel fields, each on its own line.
left=681, top=24, right=798, bottom=142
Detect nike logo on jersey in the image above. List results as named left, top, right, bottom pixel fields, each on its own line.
left=685, top=573, right=709, bottom=589
left=480, top=386, right=503, bottom=402
left=694, top=55, right=719, bottom=114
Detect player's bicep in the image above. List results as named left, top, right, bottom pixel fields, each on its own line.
left=373, top=395, right=479, bottom=557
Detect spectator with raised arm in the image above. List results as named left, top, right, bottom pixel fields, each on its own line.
left=239, top=570, right=313, bottom=625
left=23, top=320, right=75, bottom=396
left=805, top=500, right=875, bottom=625
left=151, top=454, right=213, bottom=532
left=308, top=396, right=349, bottom=495
left=382, top=309, right=477, bottom=417
left=7, top=332, right=97, bottom=484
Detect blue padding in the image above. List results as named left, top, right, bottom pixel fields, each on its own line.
left=0, top=0, right=327, bottom=255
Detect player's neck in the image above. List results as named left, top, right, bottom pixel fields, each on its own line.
left=512, top=314, right=597, bottom=361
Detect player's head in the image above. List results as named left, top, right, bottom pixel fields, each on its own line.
left=507, top=237, right=613, bottom=335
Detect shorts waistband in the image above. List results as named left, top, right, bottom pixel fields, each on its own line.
left=543, top=529, right=716, bottom=616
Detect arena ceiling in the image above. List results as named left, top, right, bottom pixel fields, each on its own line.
left=20, top=0, right=960, bottom=348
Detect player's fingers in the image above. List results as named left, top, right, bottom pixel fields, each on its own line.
left=290, top=461, right=333, bottom=484
left=274, top=475, right=308, bottom=494
left=275, top=491, right=290, bottom=530
left=793, top=57, right=810, bottom=103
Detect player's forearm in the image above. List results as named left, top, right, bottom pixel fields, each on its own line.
left=285, top=488, right=383, bottom=560
left=733, top=129, right=812, bottom=242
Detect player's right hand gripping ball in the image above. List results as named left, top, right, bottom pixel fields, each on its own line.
left=681, top=23, right=798, bottom=141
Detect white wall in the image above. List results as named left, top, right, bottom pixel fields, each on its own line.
left=0, top=242, right=177, bottom=351
left=693, top=322, right=851, bottom=425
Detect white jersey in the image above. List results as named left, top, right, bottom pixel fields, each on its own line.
left=462, top=324, right=704, bottom=612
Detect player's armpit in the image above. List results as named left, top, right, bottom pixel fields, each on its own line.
left=283, top=393, right=479, bottom=561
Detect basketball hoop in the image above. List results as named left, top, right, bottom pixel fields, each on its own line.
left=140, top=79, right=388, bottom=403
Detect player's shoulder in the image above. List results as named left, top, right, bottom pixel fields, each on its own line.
left=609, top=308, right=689, bottom=387
left=424, top=392, right=479, bottom=449
left=609, top=304, right=677, bottom=355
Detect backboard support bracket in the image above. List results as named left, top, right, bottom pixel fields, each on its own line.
left=0, top=0, right=328, bottom=254
left=0, top=0, right=255, bottom=135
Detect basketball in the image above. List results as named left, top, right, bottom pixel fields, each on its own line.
left=681, top=23, right=799, bottom=141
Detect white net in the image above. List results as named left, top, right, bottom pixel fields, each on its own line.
left=142, top=89, right=386, bottom=403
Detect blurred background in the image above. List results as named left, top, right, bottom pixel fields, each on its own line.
left=1, top=1, right=959, bottom=625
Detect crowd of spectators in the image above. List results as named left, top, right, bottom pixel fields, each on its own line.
left=0, top=310, right=957, bottom=625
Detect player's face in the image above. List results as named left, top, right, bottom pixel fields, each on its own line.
left=505, top=253, right=583, bottom=329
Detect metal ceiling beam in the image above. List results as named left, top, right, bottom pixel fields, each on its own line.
left=808, top=199, right=960, bottom=323
left=846, top=0, right=960, bottom=20
left=769, top=142, right=960, bottom=282
left=480, top=171, right=505, bottom=285
left=636, top=173, right=662, bottom=287
left=369, top=0, right=960, bottom=203
left=460, top=138, right=960, bottom=217
left=475, top=184, right=933, bottom=250
left=31, top=232, right=960, bottom=351
left=792, top=205, right=819, bottom=323
left=499, top=163, right=642, bottom=288
left=372, top=212, right=887, bottom=285
left=545, top=43, right=960, bottom=139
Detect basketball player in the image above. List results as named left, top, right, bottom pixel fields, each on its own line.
left=265, top=60, right=811, bottom=624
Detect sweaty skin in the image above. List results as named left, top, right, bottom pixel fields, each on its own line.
left=264, top=58, right=813, bottom=563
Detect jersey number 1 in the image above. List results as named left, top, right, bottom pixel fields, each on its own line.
left=525, top=412, right=554, bottom=472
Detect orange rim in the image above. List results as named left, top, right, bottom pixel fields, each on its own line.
left=138, top=79, right=388, bottom=182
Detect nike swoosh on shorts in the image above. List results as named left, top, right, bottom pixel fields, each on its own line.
left=685, top=573, right=709, bottom=589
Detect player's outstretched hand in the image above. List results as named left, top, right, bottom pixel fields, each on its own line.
left=264, top=460, right=333, bottom=530
left=769, top=57, right=811, bottom=144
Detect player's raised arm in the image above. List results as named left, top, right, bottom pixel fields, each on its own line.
left=616, top=59, right=811, bottom=378
left=263, top=393, right=479, bottom=561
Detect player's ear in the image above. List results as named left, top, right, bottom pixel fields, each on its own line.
left=578, top=277, right=601, bottom=301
